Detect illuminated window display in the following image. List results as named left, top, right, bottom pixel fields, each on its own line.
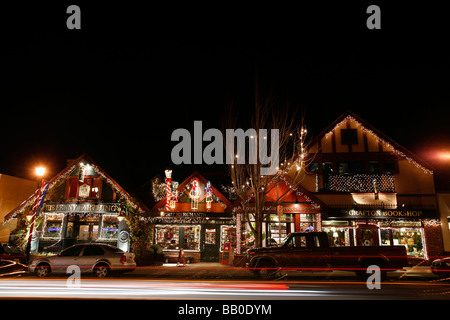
left=42, top=214, right=64, bottom=239
left=268, top=214, right=292, bottom=244
left=220, top=225, right=236, bottom=252
left=323, top=227, right=350, bottom=247
left=100, top=215, right=120, bottom=240
left=298, top=214, right=316, bottom=233
left=182, top=226, right=200, bottom=250
left=392, top=228, right=424, bottom=257
left=155, top=225, right=200, bottom=251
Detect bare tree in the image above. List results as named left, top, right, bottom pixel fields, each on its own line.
left=224, top=81, right=312, bottom=248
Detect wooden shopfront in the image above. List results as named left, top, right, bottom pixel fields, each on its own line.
left=150, top=171, right=233, bottom=263
left=324, top=207, right=441, bottom=260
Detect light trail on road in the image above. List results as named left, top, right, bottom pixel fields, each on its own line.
left=1, top=278, right=450, bottom=300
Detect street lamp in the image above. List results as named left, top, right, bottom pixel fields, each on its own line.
left=26, top=166, right=47, bottom=261
left=35, top=167, right=46, bottom=178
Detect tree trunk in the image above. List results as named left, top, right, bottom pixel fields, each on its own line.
left=254, top=211, right=264, bottom=248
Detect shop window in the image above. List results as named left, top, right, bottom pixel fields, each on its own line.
left=155, top=225, right=200, bottom=251
left=309, top=163, right=319, bottom=173
left=78, top=225, right=91, bottom=241
left=42, top=214, right=64, bottom=239
left=392, top=228, right=424, bottom=257
left=66, top=222, right=74, bottom=238
left=205, top=229, right=216, bottom=245
left=268, top=214, right=293, bottom=245
left=156, top=226, right=180, bottom=250
left=299, top=214, right=316, bottom=233
left=368, top=161, right=380, bottom=174
left=360, top=228, right=375, bottom=246
left=380, top=229, right=391, bottom=245
left=65, top=176, right=102, bottom=200
left=92, top=225, right=99, bottom=239
left=220, top=226, right=236, bottom=252
left=100, top=215, right=120, bottom=240
left=322, top=162, right=334, bottom=175
left=341, top=129, right=358, bottom=145
left=338, top=162, right=350, bottom=175
left=323, top=227, right=350, bottom=247
left=240, top=216, right=256, bottom=251
left=182, top=226, right=200, bottom=250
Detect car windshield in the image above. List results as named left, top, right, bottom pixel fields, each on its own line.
left=1, top=244, right=23, bottom=254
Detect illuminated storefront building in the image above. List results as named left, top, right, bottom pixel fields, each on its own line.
left=228, top=177, right=326, bottom=254
left=150, top=171, right=233, bottom=262
left=293, top=111, right=444, bottom=262
left=4, top=154, right=146, bottom=253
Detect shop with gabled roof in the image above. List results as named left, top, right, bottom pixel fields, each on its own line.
left=150, top=170, right=233, bottom=262
left=227, top=174, right=326, bottom=254
left=4, top=153, right=146, bottom=254
left=291, top=110, right=443, bottom=262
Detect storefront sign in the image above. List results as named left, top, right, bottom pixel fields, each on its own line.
left=242, top=205, right=320, bottom=214
left=329, top=208, right=437, bottom=219
left=152, top=217, right=235, bottom=225
left=162, top=212, right=207, bottom=218
left=43, top=202, right=122, bottom=214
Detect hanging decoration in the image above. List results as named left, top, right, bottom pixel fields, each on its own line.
left=205, top=181, right=213, bottom=210
left=164, top=170, right=172, bottom=211
left=78, top=163, right=86, bottom=182
left=190, top=178, right=200, bottom=210
left=170, top=181, right=179, bottom=209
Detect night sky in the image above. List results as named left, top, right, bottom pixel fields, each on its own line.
left=1, top=3, right=449, bottom=194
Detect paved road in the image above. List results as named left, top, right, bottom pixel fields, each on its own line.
left=2, top=262, right=450, bottom=300
left=1, top=278, right=450, bottom=300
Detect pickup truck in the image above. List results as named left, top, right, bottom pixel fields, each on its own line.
left=246, top=232, right=408, bottom=280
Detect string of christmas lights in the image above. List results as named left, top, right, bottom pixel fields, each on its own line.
left=324, top=115, right=433, bottom=175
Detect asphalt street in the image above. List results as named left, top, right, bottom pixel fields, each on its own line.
left=1, top=262, right=450, bottom=300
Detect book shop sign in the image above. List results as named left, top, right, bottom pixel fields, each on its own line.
left=335, top=209, right=435, bottom=219
left=44, top=203, right=121, bottom=214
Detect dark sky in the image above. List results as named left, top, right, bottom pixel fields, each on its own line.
left=1, top=3, right=449, bottom=192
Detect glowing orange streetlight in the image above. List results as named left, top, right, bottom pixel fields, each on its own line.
left=35, top=167, right=46, bottom=178
left=26, top=166, right=47, bottom=260
left=438, top=152, right=450, bottom=161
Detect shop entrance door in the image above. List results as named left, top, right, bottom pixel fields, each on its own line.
left=355, top=224, right=379, bottom=246
left=77, top=223, right=99, bottom=243
left=201, top=226, right=219, bottom=262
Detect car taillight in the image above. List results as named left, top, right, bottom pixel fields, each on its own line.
left=120, top=255, right=126, bottom=263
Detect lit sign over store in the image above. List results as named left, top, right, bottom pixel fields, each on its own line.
left=43, top=203, right=122, bottom=214
left=329, top=208, right=437, bottom=219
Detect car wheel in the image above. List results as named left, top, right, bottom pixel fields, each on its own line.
left=94, top=264, right=109, bottom=278
left=35, top=264, right=50, bottom=277
left=256, top=260, right=279, bottom=279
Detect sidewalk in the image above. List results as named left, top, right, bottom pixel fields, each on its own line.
left=127, top=262, right=440, bottom=282
left=130, top=262, right=258, bottom=280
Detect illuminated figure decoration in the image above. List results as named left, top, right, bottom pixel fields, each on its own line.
left=165, top=170, right=172, bottom=211
left=205, top=181, right=212, bottom=210
left=190, top=178, right=200, bottom=210
left=170, top=181, right=179, bottom=209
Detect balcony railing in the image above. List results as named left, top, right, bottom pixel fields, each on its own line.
left=322, top=173, right=395, bottom=193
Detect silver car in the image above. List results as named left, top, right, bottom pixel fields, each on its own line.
left=29, top=244, right=136, bottom=278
